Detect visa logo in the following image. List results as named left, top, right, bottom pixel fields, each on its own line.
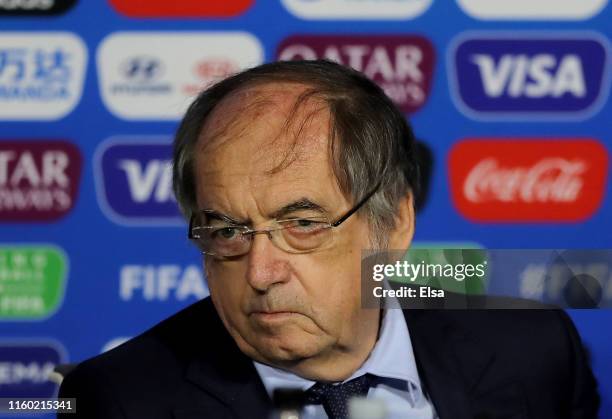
left=471, top=54, right=585, bottom=98
left=117, top=159, right=173, bottom=203
left=451, top=34, right=610, bottom=119
left=95, top=138, right=182, bottom=225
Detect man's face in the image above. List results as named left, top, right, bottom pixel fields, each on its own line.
left=193, top=83, right=380, bottom=377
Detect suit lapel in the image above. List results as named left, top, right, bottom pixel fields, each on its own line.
left=173, top=298, right=507, bottom=419
left=174, top=299, right=273, bottom=419
left=403, top=309, right=495, bottom=419
left=181, top=356, right=271, bottom=419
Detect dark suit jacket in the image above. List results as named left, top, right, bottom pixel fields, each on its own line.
left=58, top=297, right=600, bottom=419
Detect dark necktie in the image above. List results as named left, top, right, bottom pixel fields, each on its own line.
left=304, top=374, right=374, bottom=419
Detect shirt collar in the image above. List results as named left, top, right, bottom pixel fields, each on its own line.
left=253, top=306, right=422, bottom=396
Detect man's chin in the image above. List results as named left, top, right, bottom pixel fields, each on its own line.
left=241, top=333, right=330, bottom=365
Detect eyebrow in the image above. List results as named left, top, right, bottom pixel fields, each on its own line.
left=200, top=199, right=328, bottom=226
left=270, top=199, right=328, bottom=219
left=201, top=210, right=244, bottom=225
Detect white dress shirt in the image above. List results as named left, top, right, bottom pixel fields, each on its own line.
left=254, top=307, right=436, bottom=418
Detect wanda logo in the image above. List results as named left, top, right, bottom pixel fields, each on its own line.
left=449, top=139, right=608, bottom=222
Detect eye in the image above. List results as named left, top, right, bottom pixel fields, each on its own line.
left=297, top=219, right=314, bottom=228
left=212, top=227, right=240, bottom=240
left=286, top=218, right=327, bottom=233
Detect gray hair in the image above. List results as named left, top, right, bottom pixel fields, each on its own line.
left=173, top=60, right=419, bottom=248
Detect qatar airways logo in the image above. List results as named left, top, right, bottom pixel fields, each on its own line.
left=277, top=35, right=435, bottom=114
left=0, top=140, right=82, bottom=222
left=449, top=139, right=608, bottom=222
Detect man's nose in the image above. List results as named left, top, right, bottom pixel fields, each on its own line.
left=245, top=232, right=291, bottom=292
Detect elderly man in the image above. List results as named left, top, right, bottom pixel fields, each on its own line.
left=59, top=60, right=599, bottom=419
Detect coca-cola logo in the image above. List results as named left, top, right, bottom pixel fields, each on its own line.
left=449, top=139, right=608, bottom=222
left=0, top=140, right=82, bottom=222
left=276, top=35, right=436, bottom=114
left=464, top=158, right=587, bottom=203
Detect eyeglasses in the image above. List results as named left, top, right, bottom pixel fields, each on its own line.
left=188, top=181, right=381, bottom=258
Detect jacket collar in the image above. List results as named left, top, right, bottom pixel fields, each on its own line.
left=403, top=309, right=496, bottom=419
left=175, top=298, right=499, bottom=419
left=178, top=299, right=272, bottom=419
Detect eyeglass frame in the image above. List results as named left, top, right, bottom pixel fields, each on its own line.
left=187, top=179, right=382, bottom=257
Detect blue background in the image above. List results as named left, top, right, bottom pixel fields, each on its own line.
left=1, top=0, right=611, bottom=417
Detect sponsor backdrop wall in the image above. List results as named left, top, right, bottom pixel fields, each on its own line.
left=1, top=0, right=611, bottom=416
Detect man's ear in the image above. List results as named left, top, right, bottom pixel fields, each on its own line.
left=387, top=192, right=415, bottom=250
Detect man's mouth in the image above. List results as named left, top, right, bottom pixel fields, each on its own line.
left=250, top=311, right=301, bottom=322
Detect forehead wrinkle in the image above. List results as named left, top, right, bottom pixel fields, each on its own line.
left=199, top=83, right=309, bottom=145
left=196, top=95, right=277, bottom=156
left=265, top=98, right=331, bottom=176
left=197, top=83, right=333, bottom=178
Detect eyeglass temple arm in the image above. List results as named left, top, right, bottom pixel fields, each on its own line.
left=330, top=180, right=382, bottom=227
left=188, top=214, right=195, bottom=239
left=188, top=180, right=382, bottom=232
